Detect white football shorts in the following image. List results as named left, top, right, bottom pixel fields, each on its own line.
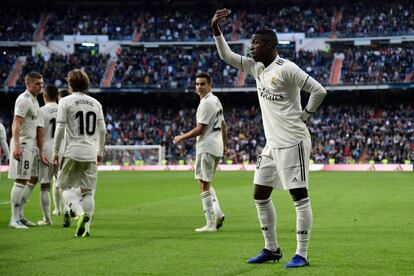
left=8, top=144, right=39, bottom=180
left=254, top=138, right=311, bottom=190
left=195, top=152, right=220, bottom=183
left=40, top=163, right=58, bottom=184
left=57, top=158, right=97, bottom=190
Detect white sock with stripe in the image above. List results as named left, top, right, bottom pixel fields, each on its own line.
left=10, top=183, right=25, bottom=221
left=201, top=191, right=215, bottom=228
left=19, top=183, right=35, bottom=218
left=81, top=191, right=94, bottom=230
left=209, top=186, right=224, bottom=218
left=294, top=197, right=312, bottom=259
left=62, top=188, right=83, bottom=216
left=255, top=198, right=278, bottom=251
left=52, top=183, right=61, bottom=212
left=40, top=188, right=51, bottom=222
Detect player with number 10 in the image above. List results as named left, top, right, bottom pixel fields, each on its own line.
left=53, top=69, right=106, bottom=237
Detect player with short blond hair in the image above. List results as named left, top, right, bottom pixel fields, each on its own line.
left=8, top=71, right=48, bottom=229
left=53, top=69, right=106, bottom=237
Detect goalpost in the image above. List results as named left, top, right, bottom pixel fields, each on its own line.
left=104, top=145, right=165, bottom=166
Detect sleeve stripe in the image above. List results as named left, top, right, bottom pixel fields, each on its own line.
left=301, top=75, right=310, bottom=90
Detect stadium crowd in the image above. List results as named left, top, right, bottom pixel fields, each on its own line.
left=112, top=46, right=241, bottom=88
left=341, top=46, right=414, bottom=84
left=100, top=103, right=413, bottom=165
left=5, top=44, right=412, bottom=89
left=0, top=8, right=38, bottom=41
left=1, top=1, right=413, bottom=42
left=1, top=98, right=412, bottom=165
left=16, top=52, right=110, bottom=88
left=336, top=1, right=414, bottom=38
left=0, top=51, right=19, bottom=87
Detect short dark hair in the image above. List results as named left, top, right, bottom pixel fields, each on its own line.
left=254, top=29, right=278, bottom=48
left=25, top=71, right=42, bottom=84
left=59, top=89, right=70, bottom=98
left=66, top=69, right=90, bottom=93
left=195, top=72, right=212, bottom=84
left=44, top=84, right=58, bottom=101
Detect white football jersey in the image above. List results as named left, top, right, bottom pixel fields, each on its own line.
left=39, top=102, right=58, bottom=157
left=13, top=91, right=40, bottom=148
left=215, top=34, right=326, bottom=148
left=196, top=92, right=224, bottom=157
left=242, top=56, right=310, bottom=148
left=0, top=122, right=10, bottom=159
left=56, top=92, right=105, bottom=162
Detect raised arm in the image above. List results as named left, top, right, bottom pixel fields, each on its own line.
left=212, top=9, right=255, bottom=73
left=211, top=9, right=231, bottom=37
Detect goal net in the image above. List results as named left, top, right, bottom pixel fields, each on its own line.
left=104, top=145, right=165, bottom=166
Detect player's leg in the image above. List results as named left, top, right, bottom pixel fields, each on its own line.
left=72, top=187, right=82, bottom=216
left=76, top=161, right=97, bottom=237
left=248, top=149, right=282, bottom=264
left=52, top=175, right=62, bottom=215
left=285, top=188, right=311, bottom=268
left=38, top=161, right=53, bottom=225
left=209, top=186, right=225, bottom=228
left=58, top=158, right=82, bottom=227
left=61, top=188, right=82, bottom=227
left=79, top=189, right=93, bottom=237
left=209, top=156, right=225, bottom=229
left=38, top=183, right=52, bottom=225
left=194, top=153, right=216, bottom=232
left=19, top=177, right=37, bottom=227
left=15, top=147, right=37, bottom=227
left=8, top=144, right=30, bottom=228
left=276, top=139, right=312, bottom=268
left=9, top=179, right=28, bottom=229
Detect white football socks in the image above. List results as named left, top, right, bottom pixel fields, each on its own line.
left=209, top=186, right=224, bottom=218
left=294, top=197, right=313, bottom=259
left=10, top=183, right=25, bottom=221
left=52, top=183, right=61, bottom=213
left=40, top=187, right=51, bottom=222
left=255, top=198, right=278, bottom=252
left=200, top=191, right=215, bottom=228
left=19, top=183, right=35, bottom=218
left=81, top=191, right=94, bottom=230
left=61, top=188, right=82, bottom=216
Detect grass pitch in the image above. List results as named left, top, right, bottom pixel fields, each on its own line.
left=0, top=171, right=413, bottom=275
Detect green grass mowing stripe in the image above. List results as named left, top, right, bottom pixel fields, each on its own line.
left=0, top=171, right=413, bottom=275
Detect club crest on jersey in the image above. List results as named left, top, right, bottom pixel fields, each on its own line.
left=271, top=77, right=277, bottom=86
